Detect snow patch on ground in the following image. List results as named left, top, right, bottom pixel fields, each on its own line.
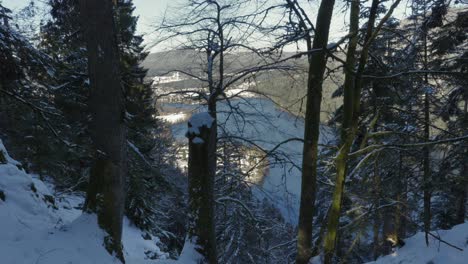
left=368, top=223, right=468, bottom=264
left=154, top=237, right=204, bottom=264
left=123, top=218, right=170, bottom=263
left=0, top=138, right=21, bottom=166
left=177, top=237, right=204, bottom=263
left=0, top=139, right=174, bottom=263
left=310, top=223, right=468, bottom=264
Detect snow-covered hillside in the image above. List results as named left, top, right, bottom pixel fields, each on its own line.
left=0, top=139, right=171, bottom=264
left=2, top=136, right=466, bottom=264
left=368, top=223, right=468, bottom=264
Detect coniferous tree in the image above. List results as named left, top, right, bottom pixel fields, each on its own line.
left=40, top=0, right=178, bottom=235
left=114, top=0, right=164, bottom=232
left=1, top=3, right=63, bottom=179
left=430, top=8, right=468, bottom=227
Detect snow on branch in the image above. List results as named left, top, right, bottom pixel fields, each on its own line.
left=349, top=134, right=468, bottom=158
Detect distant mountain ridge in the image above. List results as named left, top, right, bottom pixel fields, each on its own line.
left=141, top=50, right=306, bottom=77
left=143, top=50, right=341, bottom=121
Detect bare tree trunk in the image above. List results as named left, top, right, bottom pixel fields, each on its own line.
left=373, top=158, right=381, bottom=260
left=456, top=89, right=468, bottom=224
left=323, top=0, right=403, bottom=261
left=423, top=94, right=431, bottom=245
left=80, top=0, right=127, bottom=262
left=295, top=1, right=336, bottom=263
left=422, top=16, right=432, bottom=245
left=456, top=160, right=467, bottom=224
left=383, top=159, right=404, bottom=254
left=396, top=152, right=407, bottom=240
left=186, top=113, right=217, bottom=264
left=323, top=1, right=362, bottom=262
left=382, top=207, right=395, bottom=255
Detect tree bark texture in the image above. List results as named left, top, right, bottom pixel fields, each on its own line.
left=323, top=1, right=361, bottom=262
left=80, top=0, right=127, bottom=261
left=323, top=0, right=383, bottom=262
left=422, top=18, right=432, bottom=245
left=186, top=114, right=217, bottom=264
left=372, top=158, right=381, bottom=260
left=295, top=1, right=335, bottom=263
left=456, top=86, right=468, bottom=224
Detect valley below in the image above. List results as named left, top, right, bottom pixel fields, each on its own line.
left=157, top=90, right=335, bottom=223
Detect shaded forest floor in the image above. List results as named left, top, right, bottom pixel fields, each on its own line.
left=0, top=139, right=172, bottom=264
left=1, top=138, right=467, bottom=264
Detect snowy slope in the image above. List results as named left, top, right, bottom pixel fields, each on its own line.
left=0, top=139, right=171, bottom=264
left=368, top=223, right=468, bottom=264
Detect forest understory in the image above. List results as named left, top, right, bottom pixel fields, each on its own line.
left=0, top=0, right=467, bottom=263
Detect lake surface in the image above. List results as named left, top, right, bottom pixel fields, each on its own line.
left=161, top=97, right=335, bottom=223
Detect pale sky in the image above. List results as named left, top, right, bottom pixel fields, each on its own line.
left=2, top=0, right=414, bottom=53
left=1, top=0, right=177, bottom=51
left=2, top=0, right=172, bottom=33
left=132, top=0, right=178, bottom=34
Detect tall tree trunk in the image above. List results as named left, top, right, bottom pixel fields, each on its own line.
left=80, top=0, right=127, bottom=262
left=186, top=112, right=217, bottom=263
left=382, top=206, right=396, bottom=255
left=456, top=87, right=468, bottom=224
left=184, top=10, right=224, bottom=260
left=396, top=152, right=407, bottom=241
left=422, top=14, right=432, bottom=245
left=295, top=1, right=335, bottom=263
left=323, top=0, right=403, bottom=261
left=423, top=92, right=431, bottom=245
left=323, top=0, right=362, bottom=262
left=372, top=158, right=381, bottom=260
left=383, top=163, right=402, bottom=255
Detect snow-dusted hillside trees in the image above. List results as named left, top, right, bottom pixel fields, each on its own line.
left=1, top=0, right=467, bottom=263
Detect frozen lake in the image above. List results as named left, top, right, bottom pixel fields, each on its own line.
left=161, top=97, right=335, bottom=223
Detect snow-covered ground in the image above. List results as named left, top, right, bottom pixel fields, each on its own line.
left=367, top=223, right=468, bottom=264
left=309, top=222, right=468, bottom=264
left=1, top=115, right=466, bottom=264
left=0, top=139, right=175, bottom=264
